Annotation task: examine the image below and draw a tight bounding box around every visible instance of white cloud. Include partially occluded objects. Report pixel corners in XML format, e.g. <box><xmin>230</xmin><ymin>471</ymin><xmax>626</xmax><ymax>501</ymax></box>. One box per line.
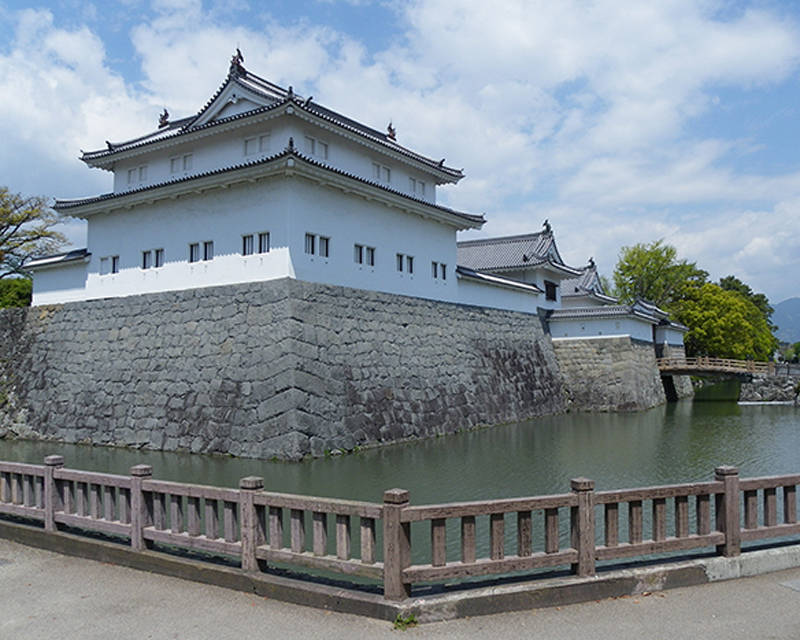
<box><xmin>2</xmin><ymin>0</ymin><xmax>800</xmax><ymax>302</ymax></box>
<box><xmin>0</xmin><ymin>9</ymin><xmax>155</xmax><ymax>198</ymax></box>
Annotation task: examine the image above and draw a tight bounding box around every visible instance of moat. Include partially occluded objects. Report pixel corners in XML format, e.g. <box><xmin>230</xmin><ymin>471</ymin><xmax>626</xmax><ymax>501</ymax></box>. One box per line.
<box><xmin>2</xmin><ymin>384</ymin><xmax>798</xmax><ymax>504</ymax></box>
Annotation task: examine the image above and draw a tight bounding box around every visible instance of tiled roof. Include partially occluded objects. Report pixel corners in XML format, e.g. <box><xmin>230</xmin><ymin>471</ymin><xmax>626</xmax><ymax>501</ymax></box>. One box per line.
<box><xmin>26</xmin><ymin>248</ymin><xmax>91</xmax><ymax>270</ymax></box>
<box><xmin>456</xmin><ymin>266</ymin><xmax>543</xmax><ymax>294</ymax></box>
<box><xmin>81</xmin><ymin>63</ymin><xmax>464</xmax><ymax>181</ymax></box>
<box><xmin>548</xmin><ymin>304</ymin><xmax>660</xmax><ymax>324</ymax></box>
<box><xmin>55</xmin><ymin>146</ymin><xmax>484</xmax><ymax>227</ymax></box>
<box><xmin>456</xmin><ymin>229</ymin><xmax>580</xmax><ymax>277</ymax></box>
<box><xmin>561</xmin><ymin>262</ymin><xmax>618</xmax><ymax>303</ymax></box>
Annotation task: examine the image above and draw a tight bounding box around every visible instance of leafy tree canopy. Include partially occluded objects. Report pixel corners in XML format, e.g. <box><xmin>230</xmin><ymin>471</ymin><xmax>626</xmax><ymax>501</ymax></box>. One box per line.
<box><xmin>718</xmin><ymin>275</ymin><xmax>777</xmax><ymax>332</ymax></box>
<box><xmin>612</xmin><ymin>239</ymin><xmax>707</xmax><ymax>308</ymax></box>
<box><xmin>0</xmin><ymin>277</ymin><xmax>32</xmax><ymax>308</ymax></box>
<box><xmin>610</xmin><ymin>240</ymin><xmax>778</xmax><ymax>361</ymax></box>
<box><xmin>0</xmin><ymin>187</ymin><xmax>68</xmax><ymax>279</ymax></box>
<box><xmin>778</xmin><ymin>342</ymin><xmax>800</xmax><ymax>363</ymax></box>
<box><xmin>672</xmin><ymin>283</ymin><xmax>778</xmax><ymax>361</ymax></box>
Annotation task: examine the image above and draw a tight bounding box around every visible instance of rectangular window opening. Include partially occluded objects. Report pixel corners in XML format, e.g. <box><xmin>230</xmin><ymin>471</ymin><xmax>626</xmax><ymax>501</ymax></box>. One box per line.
<box><xmin>189</xmin><ymin>243</ymin><xmax>200</xmax><ymax>263</ymax></box>
<box><xmin>203</xmin><ymin>241</ymin><xmax>214</xmax><ymax>261</ymax></box>
<box><xmin>242</xmin><ymin>234</ymin><xmax>254</xmax><ymax>256</ymax></box>
<box><xmin>127</xmin><ymin>165</ymin><xmax>148</xmax><ymax>186</ymax></box>
<box><xmin>258</xmin><ymin>232</ymin><xmax>270</xmax><ymax>253</ymax></box>
<box><xmin>154</xmin><ymin>248</ymin><xmax>164</xmax><ymax>268</ymax></box>
<box><xmin>142</xmin><ymin>251</ymin><xmax>152</xmax><ymax>270</ymax></box>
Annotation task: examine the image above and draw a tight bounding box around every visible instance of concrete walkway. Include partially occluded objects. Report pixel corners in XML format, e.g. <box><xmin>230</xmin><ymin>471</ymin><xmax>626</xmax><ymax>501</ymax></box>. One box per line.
<box><xmin>3</xmin><ymin>537</ymin><xmax>800</xmax><ymax>640</ymax></box>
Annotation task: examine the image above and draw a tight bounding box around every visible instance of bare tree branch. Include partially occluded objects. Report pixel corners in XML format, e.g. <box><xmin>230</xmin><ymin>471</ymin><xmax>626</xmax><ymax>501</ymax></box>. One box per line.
<box><xmin>0</xmin><ymin>187</ymin><xmax>70</xmax><ymax>279</ymax></box>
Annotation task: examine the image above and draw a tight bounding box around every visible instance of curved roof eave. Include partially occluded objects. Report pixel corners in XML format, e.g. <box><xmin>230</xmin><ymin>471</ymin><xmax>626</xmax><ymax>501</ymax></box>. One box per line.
<box><xmin>456</xmin><ymin>266</ymin><xmax>543</xmax><ymax>295</ymax></box>
<box><xmin>562</xmin><ymin>289</ymin><xmax>619</xmax><ymax>305</ymax></box>
<box><xmin>80</xmin><ymin>71</ymin><xmax>464</xmax><ymax>181</ymax></box>
<box><xmin>55</xmin><ymin>148</ymin><xmax>485</xmax><ymax>229</ymax></box>
<box><xmin>487</xmin><ymin>260</ymin><xmax>582</xmax><ymax>278</ymax></box>
<box><xmin>548</xmin><ymin>305</ymin><xmax>661</xmax><ymax>325</ymax></box>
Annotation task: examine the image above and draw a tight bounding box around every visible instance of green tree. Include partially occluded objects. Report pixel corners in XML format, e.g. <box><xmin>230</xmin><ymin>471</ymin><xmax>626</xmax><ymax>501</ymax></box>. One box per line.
<box><xmin>0</xmin><ymin>277</ymin><xmax>32</xmax><ymax>307</ymax></box>
<box><xmin>1</xmin><ymin>187</ymin><xmax>67</xmax><ymax>279</ymax></box>
<box><xmin>782</xmin><ymin>342</ymin><xmax>800</xmax><ymax>364</ymax></box>
<box><xmin>612</xmin><ymin>239</ymin><xmax>707</xmax><ymax>308</ymax></box>
<box><xmin>672</xmin><ymin>283</ymin><xmax>776</xmax><ymax>360</ymax></box>
<box><xmin>718</xmin><ymin>275</ymin><xmax>777</xmax><ymax>332</ymax></box>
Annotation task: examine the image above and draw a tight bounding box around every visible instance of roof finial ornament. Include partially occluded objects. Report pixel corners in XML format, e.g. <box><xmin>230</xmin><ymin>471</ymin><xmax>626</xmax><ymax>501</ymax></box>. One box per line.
<box><xmin>158</xmin><ymin>108</ymin><xmax>170</xmax><ymax>128</ymax></box>
<box><xmin>588</xmin><ymin>256</ymin><xmax>595</xmax><ymax>268</ymax></box>
<box><xmin>230</xmin><ymin>47</ymin><xmax>245</xmax><ymax>75</ymax></box>
<box><xmin>543</xmin><ymin>219</ymin><xmax>552</xmax><ymax>233</ymax></box>
<box><xmin>288</xmin><ymin>137</ymin><xmax>295</xmax><ymax>151</ymax></box>
<box><xmin>387</xmin><ymin>121</ymin><xmax>396</xmax><ymax>141</ymax></box>
<box><xmin>287</xmin><ymin>85</ymin><xmax>294</xmax><ymax>100</ymax></box>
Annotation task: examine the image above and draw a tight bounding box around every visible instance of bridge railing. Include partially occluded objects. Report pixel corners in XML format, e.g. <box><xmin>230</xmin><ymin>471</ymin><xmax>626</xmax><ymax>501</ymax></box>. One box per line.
<box><xmin>657</xmin><ymin>356</ymin><xmax>775</xmax><ymax>375</ymax></box>
<box><xmin>2</xmin><ymin>457</ymin><xmax>800</xmax><ymax>602</ymax></box>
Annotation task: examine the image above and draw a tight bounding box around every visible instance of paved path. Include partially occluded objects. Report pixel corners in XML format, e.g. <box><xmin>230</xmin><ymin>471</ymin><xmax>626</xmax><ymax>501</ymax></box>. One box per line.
<box><xmin>3</xmin><ymin>537</ymin><xmax>800</xmax><ymax>639</ymax></box>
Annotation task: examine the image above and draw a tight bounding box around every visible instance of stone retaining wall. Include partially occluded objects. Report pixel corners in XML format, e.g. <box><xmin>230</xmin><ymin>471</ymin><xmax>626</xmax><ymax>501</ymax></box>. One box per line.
<box><xmin>552</xmin><ymin>336</ymin><xmax>667</xmax><ymax>411</ymax></box>
<box><xmin>0</xmin><ymin>279</ymin><xmax>566</xmax><ymax>459</ymax></box>
<box><xmin>740</xmin><ymin>375</ymin><xmax>800</xmax><ymax>403</ymax></box>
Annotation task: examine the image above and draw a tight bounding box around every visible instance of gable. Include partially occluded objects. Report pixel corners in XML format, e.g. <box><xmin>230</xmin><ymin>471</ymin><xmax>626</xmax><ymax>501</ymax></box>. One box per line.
<box><xmin>190</xmin><ymin>80</ymin><xmax>282</xmax><ymax>129</ymax></box>
<box><xmin>212</xmin><ymin>97</ymin><xmax>264</xmax><ymax>121</ymax></box>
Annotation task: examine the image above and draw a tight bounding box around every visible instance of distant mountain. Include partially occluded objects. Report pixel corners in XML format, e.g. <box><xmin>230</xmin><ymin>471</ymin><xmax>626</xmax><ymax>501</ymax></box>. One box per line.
<box><xmin>774</xmin><ymin>297</ymin><xmax>800</xmax><ymax>344</ymax></box>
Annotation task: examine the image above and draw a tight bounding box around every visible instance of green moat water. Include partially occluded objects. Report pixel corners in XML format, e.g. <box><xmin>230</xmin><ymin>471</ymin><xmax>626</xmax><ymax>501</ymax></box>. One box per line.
<box><xmin>2</xmin><ymin>390</ymin><xmax>799</xmax><ymax>504</ymax></box>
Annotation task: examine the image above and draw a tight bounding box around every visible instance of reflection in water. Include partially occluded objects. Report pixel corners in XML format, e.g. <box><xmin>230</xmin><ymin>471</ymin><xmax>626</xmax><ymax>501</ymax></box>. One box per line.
<box><xmin>693</xmin><ymin>379</ymin><xmax>741</xmax><ymax>402</ymax></box>
<box><xmin>1</xmin><ymin>396</ymin><xmax>799</xmax><ymax>505</ymax></box>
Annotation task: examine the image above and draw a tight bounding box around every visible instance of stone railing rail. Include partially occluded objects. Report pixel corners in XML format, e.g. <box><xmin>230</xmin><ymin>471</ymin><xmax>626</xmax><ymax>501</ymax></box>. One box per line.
<box><xmin>657</xmin><ymin>356</ymin><xmax>776</xmax><ymax>375</ymax></box>
<box><xmin>2</xmin><ymin>457</ymin><xmax>800</xmax><ymax>602</ymax></box>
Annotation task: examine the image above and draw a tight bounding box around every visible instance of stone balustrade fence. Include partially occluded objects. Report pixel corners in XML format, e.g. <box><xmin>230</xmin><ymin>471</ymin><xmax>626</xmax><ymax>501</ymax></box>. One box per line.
<box><xmin>2</xmin><ymin>456</ymin><xmax>800</xmax><ymax>602</ymax></box>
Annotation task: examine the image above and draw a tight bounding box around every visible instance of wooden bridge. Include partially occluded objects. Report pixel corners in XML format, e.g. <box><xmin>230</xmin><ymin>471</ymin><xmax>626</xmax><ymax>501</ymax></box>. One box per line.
<box><xmin>657</xmin><ymin>356</ymin><xmax>776</xmax><ymax>377</ymax></box>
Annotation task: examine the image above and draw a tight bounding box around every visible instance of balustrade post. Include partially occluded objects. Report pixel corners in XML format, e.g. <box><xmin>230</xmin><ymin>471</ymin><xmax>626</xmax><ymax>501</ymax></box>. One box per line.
<box><xmin>43</xmin><ymin>455</ymin><xmax>64</xmax><ymax>532</ymax></box>
<box><xmin>715</xmin><ymin>466</ymin><xmax>741</xmax><ymax>557</ymax></box>
<box><xmin>383</xmin><ymin>488</ymin><xmax>411</xmax><ymax>602</ymax></box>
<box><xmin>130</xmin><ymin>465</ymin><xmax>153</xmax><ymax>551</ymax></box>
<box><xmin>239</xmin><ymin>476</ymin><xmax>265</xmax><ymax>572</ymax></box>
<box><xmin>570</xmin><ymin>477</ymin><xmax>596</xmax><ymax>577</ymax></box>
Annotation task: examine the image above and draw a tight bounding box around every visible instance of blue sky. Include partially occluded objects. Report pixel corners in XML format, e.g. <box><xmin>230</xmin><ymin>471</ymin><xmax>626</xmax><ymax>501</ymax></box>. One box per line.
<box><xmin>2</xmin><ymin>0</ymin><xmax>800</xmax><ymax>304</ymax></box>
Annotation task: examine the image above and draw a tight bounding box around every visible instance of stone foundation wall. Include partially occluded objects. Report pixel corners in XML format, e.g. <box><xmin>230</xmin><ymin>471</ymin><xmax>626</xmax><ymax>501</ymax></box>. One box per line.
<box><xmin>660</xmin><ymin>343</ymin><xmax>693</xmax><ymax>400</ymax></box>
<box><xmin>551</xmin><ymin>336</ymin><xmax>666</xmax><ymax>411</ymax></box>
<box><xmin>0</xmin><ymin>279</ymin><xmax>566</xmax><ymax>460</ymax></box>
<box><xmin>740</xmin><ymin>375</ymin><xmax>800</xmax><ymax>403</ymax></box>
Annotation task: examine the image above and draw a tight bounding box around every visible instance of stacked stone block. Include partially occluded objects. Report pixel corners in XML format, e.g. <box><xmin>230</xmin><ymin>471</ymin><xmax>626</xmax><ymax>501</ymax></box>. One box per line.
<box><xmin>552</xmin><ymin>336</ymin><xmax>667</xmax><ymax>412</ymax></box>
<box><xmin>0</xmin><ymin>279</ymin><xmax>566</xmax><ymax>459</ymax></box>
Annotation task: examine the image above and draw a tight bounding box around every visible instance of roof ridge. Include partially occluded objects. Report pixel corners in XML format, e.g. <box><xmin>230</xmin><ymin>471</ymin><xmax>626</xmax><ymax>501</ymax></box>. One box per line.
<box><xmin>80</xmin><ymin>60</ymin><xmax>465</xmax><ymax>180</ymax></box>
<box><xmin>457</xmin><ymin>231</ymin><xmax>547</xmax><ymax>246</ymax></box>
